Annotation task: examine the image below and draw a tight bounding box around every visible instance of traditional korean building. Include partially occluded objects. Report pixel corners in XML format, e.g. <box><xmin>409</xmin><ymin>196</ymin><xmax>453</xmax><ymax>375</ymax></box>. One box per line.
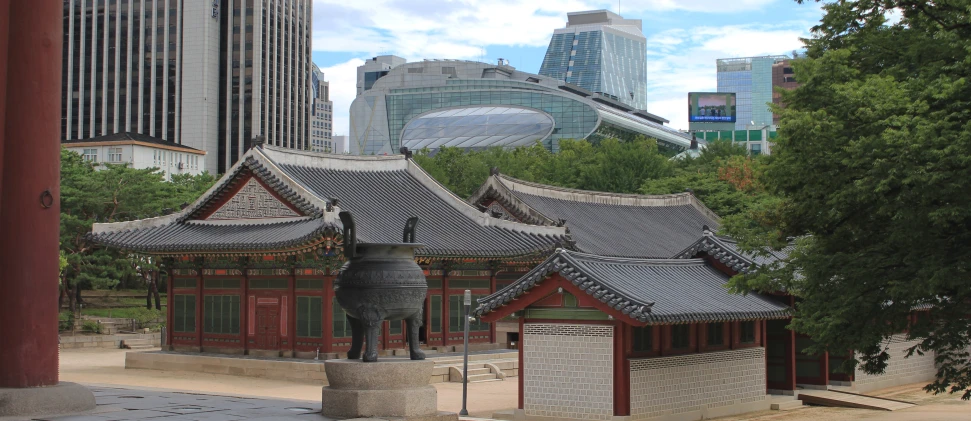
<box><xmin>469</xmin><ymin>170</ymin><xmax>720</xmax><ymax>258</ymax></box>
<box><xmin>89</xmin><ymin>145</ymin><xmax>569</xmax><ymax>357</ymax></box>
<box><xmin>474</xmin><ymin>249</ymin><xmax>790</xmax><ymax>421</ymax></box>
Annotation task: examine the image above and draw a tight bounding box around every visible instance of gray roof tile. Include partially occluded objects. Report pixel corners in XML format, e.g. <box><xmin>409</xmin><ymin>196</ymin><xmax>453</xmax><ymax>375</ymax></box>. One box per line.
<box><xmin>475</xmin><ymin>249</ymin><xmax>791</xmax><ymax>324</ymax></box>
<box><xmin>470</xmin><ymin>174</ymin><xmax>720</xmax><ymax>258</ymax></box>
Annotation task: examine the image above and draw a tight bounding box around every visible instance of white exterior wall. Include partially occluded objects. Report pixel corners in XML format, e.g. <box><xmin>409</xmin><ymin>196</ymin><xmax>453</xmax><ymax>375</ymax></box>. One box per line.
<box><xmin>178</xmin><ymin>0</ymin><xmax>222</xmax><ymax>174</ymax></box>
<box><xmin>629</xmin><ymin>348</ymin><xmax>768</xmax><ymax>421</ymax></box>
<box><xmin>853</xmin><ymin>334</ymin><xmax>937</xmax><ymax>393</ymax></box>
<box><xmin>65</xmin><ymin>144</ymin><xmax>206</xmax><ymax>181</ymax></box>
<box><xmin>523</xmin><ymin>323</ymin><xmax>614</xmax><ymax>421</ymax></box>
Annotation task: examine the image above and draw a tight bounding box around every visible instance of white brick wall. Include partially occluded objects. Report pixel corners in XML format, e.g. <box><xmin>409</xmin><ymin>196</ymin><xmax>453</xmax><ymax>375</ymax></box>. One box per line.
<box><xmin>523</xmin><ymin>323</ymin><xmax>614</xmax><ymax>420</ymax></box>
<box><xmin>854</xmin><ymin>334</ymin><xmax>936</xmax><ymax>391</ymax></box>
<box><xmin>629</xmin><ymin>348</ymin><xmax>767</xmax><ymax>420</ymax></box>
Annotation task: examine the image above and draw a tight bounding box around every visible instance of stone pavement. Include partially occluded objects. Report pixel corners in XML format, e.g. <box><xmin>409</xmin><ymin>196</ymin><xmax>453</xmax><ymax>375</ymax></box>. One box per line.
<box><xmin>17</xmin><ymin>385</ymin><xmax>323</xmax><ymax>421</ymax></box>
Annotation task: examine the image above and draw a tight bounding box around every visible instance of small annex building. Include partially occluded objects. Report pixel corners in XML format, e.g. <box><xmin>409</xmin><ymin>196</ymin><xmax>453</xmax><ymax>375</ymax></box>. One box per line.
<box><xmin>474</xmin><ymin>249</ymin><xmax>790</xmax><ymax>421</ymax></box>
<box><xmin>89</xmin><ymin>145</ymin><xmax>569</xmax><ymax>357</ymax></box>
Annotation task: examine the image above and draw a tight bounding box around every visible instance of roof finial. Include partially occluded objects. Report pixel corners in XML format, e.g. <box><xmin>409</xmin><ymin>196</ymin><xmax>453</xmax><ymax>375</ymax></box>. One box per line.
<box><xmin>490</xmin><ymin>167</ymin><xmax>500</xmax><ymax>176</ymax></box>
<box><xmin>702</xmin><ymin>224</ymin><xmax>711</xmax><ymax>235</ymax></box>
<box><xmin>685</xmin><ymin>188</ymin><xmax>694</xmax><ymax>195</ymax></box>
<box><xmin>399</xmin><ymin>147</ymin><xmax>413</xmax><ymax>159</ymax></box>
<box><xmin>251</xmin><ymin>134</ymin><xmax>266</xmax><ymax>149</ymax></box>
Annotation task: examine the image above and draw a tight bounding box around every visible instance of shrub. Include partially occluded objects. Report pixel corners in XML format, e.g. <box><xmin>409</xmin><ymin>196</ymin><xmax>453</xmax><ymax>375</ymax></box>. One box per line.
<box><xmin>81</xmin><ymin>320</ymin><xmax>102</xmax><ymax>334</ymax></box>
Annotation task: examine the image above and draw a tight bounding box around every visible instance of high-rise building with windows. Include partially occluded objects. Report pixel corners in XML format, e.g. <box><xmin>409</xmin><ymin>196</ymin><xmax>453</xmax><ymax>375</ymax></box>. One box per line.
<box><xmin>716</xmin><ymin>55</ymin><xmax>788</xmax><ymax>130</ymax></box>
<box><xmin>310</xmin><ymin>64</ymin><xmax>335</xmax><ymax>153</ymax></box>
<box><xmin>61</xmin><ymin>0</ymin><xmax>313</xmax><ymax>175</ymax></box>
<box><xmin>538</xmin><ymin>10</ymin><xmax>648</xmax><ymax>111</ymax></box>
<box><xmin>356</xmin><ymin>55</ymin><xmax>406</xmax><ymax>96</ymax></box>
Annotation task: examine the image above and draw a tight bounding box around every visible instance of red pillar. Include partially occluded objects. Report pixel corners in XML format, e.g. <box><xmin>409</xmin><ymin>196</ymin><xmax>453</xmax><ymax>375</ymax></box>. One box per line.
<box><xmin>0</xmin><ymin>0</ymin><xmax>63</xmax><ymax>388</ymax></box>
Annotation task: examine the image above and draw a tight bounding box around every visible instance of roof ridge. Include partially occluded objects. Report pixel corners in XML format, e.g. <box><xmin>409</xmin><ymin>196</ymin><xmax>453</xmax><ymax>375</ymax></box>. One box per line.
<box><xmin>559</xmin><ymin>248</ymin><xmax>709</xmax><ymax>266</ymax></box>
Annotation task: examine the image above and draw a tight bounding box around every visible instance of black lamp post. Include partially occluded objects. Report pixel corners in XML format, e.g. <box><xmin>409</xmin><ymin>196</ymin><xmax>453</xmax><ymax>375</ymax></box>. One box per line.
<box><xmin>460</xmin><ymin>289</ymin><xmax>471</xmax><ymax>416</ymax></box>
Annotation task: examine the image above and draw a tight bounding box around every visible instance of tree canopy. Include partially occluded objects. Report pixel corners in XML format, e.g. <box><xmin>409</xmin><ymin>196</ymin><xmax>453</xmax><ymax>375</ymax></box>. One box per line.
<box><xmin>60</xmin><ymin>148</ymin><xmax>216</xmax><ymax>308</ymax></box>
<box><xmin>727</xmin><ymin>0</ymin><xmax>971</xmax><ymax>399</ymax></box>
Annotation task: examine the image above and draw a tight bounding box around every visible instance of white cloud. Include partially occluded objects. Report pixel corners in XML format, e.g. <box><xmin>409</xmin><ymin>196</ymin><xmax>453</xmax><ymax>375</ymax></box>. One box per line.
<box><xmin>312</xmin><ymin>0</ymin><xmax>591</xmax><ymax>60</ymax></box>
<box><xmin>319</xmin><ymin>58</ymin><xmax>366</xmax><ymax>138</ymax></box>
<box><xmin>609</xmin><ymin>0</ymin><xmax>779</xmax><ymax>13</ymax></box>
<box><xmin>646</xmin><ymin>24</ymin><xmax>810</xmax><ymax>130</ymax></box>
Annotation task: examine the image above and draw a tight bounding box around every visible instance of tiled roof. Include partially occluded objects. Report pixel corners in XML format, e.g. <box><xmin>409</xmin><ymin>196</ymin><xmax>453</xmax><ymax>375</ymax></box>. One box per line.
<box><xmin>674</xmin><ymin>228</ymin><xmax>793</xmax><ymax>273</ymax></box>
<box><xmin>474</xmin><ymin>249</ymin><xmax>790</xmax><ymax>324</ymax></box>
<box><xmin>261</xmin><ymin>147</ymin><xmax>569</xmax><ymax>258</ymax></box>
<box><xmin>89</xmin><ymin>146</ymin><xmax>568</xmax><ymax>258</ymax></box>
<box><xmin>62</xmin><ymin>132</ymin><xmax>204</xmax><ymax>152</ymax></box>
<box><xmin>469</xmin><ymin>174</ymin><xmax>720</xmax><ymax>258</ymax></box>
<box><xmin>90</xmin><ymin>217</ymin><xmax>338</xmax><ymax>254</ymax></box>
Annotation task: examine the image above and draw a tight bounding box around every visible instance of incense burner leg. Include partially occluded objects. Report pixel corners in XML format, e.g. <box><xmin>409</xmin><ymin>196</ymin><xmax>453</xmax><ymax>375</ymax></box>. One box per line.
<box><xmin>407</xmin><ymin>309</ymin><xmax>425</xmax><ymax>360</ymax></box>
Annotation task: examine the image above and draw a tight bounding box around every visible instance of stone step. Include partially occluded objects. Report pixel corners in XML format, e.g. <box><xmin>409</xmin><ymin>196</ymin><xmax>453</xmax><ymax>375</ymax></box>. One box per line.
<box><xmin>466</xmin><ymin>373</ymin><xmax>499</xmax><ymax>382</ymax></box>
<box><xmin>120</xmin><ymin>338</ymin><xmax>154</xmax><ymax>349</ymax></box>
<box><xmin>464</xmin><ymin>367</ymin><xmax>492</xmax><ymax>376</ymax></box>
<box><xmin>770</xmin><ymin>400</ymin><xmax>803</xmax><ymax>411</ymax></box>
<box><xmin>127</xmin><ymin>344</ymin><xmax>156</xmax><ymax>350</ymax></box>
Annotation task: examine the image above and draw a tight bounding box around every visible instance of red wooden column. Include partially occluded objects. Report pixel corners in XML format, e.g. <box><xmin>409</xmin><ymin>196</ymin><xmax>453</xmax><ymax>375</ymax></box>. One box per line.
<box><xmin>0</xmin><ymin>0</ymin><xmax>63</xmax><ymax>388</ymax></box>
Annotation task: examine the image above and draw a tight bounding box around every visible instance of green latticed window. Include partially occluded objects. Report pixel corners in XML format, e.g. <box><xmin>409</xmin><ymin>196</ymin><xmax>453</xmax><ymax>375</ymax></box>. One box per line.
<box><xmin>449</xmin><ymin>295</ymin><xmax>489</xmax><ymax>332</ymax></box>
<box><xmin>740</xmin><ymin>321</ymin><xmax>756</xmax><ymax>343</ymax></box>
<box><xmin>632</xmin><ymin>326</ymin><xmax>652</xmax><ymax>352</ymax></box>
<box><xmin>203</xmin><ymin>295</ymin><xmax>240</xmax><ymax>334</ymax></box>
<box><xmin>671</xmin><ymin>324</ymin><xmax>691</xmax><ymax>349</ymax></box>
<box><xmin>173</xmin><ymin>294</ymin><xmax>196</xmax><ymax>333</ymax></box>
<box><xmin>430</xmin><ymin>295</ymin><xmax>442</xmax><ymax>333</ymax></box>
<box><xmin>296</xmin><ymin>296</ymin><xmax>323</xmax><ymax>338</ymax></box>
<box><xmin>332</xmin><ymin>297</ymin><xmax>351</xmax><ymax>338</ymax></box>
<box><xmin>708</xmin><ymin>322</ymin><xmax>725</xmax><ymax>346</ymax></box>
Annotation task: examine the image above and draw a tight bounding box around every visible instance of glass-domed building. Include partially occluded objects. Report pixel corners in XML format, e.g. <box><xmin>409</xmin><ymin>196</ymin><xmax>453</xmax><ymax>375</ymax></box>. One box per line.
<box><xmin>349</xmin><ymin>58</ymin><xmax>693</xmax><ymax>155</ymax></box>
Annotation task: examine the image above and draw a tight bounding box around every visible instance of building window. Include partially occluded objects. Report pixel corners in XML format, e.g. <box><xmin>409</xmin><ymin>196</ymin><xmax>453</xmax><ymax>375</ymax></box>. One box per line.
<box><xmin>108</xmin><ymin>147</ymin><xmax>123</xmax><ymax>162</ymax></box>
<box><xmin>82</xmin><ymin>148</ymin><xmax>98</xmax><ymax>162</ymax></box>
<box><xmin>671</xmin><ymin>324</ymin><xmax>691</xmax><ymax>349</ymax></box>
<box><xmin>389</xmin><ymin>319</ymin><xmax>403</xmax><ymax>335</ymax></box>
<box><xmin>449</xmin><ymin>295</ymin><xmax>488</xmax><ymax>332</ymax></box>
<box><xmin>173</xmin><ymin>294</ymin><xmax>196</xmax><ymax>333</ymax></box>
<box><xmin>430</xmin><ymin>295</ymin><xmax>442</xmax><ymax>333</ymax></box>
<box><xmin>203</xmin><ymin>295</ymin><xmax>240</xmax><ymax>334</ymax></box>
<box><xmin>740</xmin><ymin>321</ymin><xmax>756</xmax><ymax>343</ymax></box>
<box><xmin>296</xmin><ymin>296</ymin><xmax>323</xmax><ymax>338</ymax></box>
<box><xmin>707</xmin><ymin>322</ymin><xmax>725</xmax><ymax>346</ymax></box>
<box><xmin>751</xmin><ymin>143</ymin><xmax>762</xmax><ymax>156</ymax></box>
<box><xmin>332</xmin><ymin>297</ymin><xmax>351</xmax><ymax>338</ymax></box>
<box><xmin>632</xmin><ymin>326</ymin><xmax>652</xmax><ymax>353</ymax></box>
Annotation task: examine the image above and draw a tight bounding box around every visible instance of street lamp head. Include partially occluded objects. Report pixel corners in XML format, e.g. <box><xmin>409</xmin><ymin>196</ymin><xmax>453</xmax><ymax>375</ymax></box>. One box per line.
<box><xmin>464</xmin><ymin>290</ymin><xmax>472</xmax><ymax>306</ymax></box>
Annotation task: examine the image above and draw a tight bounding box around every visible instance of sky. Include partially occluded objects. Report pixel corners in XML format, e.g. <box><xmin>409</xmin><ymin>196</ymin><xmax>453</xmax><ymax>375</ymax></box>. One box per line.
<box><xmin>310</xmin><ymin>0</ymin><xmax>826</xmax><ymax>137</ymax></box>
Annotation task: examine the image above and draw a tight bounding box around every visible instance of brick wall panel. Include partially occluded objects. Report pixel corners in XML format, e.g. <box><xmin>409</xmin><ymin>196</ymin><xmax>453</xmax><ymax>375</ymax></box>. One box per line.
<box><xmin>523</xmin><ymin>323</ymin><xmax>614</xmax><ymax>420</ymax></box>
<box><xmin>629</xmin><ymin>348</ymin><xmax>766</xmax><ymax>420</ymax></box>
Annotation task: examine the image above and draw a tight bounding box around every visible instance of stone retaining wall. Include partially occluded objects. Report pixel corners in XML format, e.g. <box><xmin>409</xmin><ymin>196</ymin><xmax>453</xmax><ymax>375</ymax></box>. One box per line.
<box><xmin>59</xmin><ymin>333</ymin><xmax>161</xmax><ymax>349</ymax></box>
<box><xmin>630</xmin><ymin>348</ymin><xmax>769</xmax><ymax>421</ymax></box>
<box><xmin>853</xmin><ymin>334</ymin><xmax>937</xmax><ymax>393</ymax></box>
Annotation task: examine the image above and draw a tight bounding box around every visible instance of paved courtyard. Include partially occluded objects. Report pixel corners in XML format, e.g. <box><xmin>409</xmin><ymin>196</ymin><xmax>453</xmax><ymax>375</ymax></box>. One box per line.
<box><xmin>27</xmin><ymin>385</ymin><xmax>321</xmax><ymax>421</ymax></box>
<box><xmin>45</xmin><ymin>348</ymin><xmax>971</xmax><ymax>421</ymax></box>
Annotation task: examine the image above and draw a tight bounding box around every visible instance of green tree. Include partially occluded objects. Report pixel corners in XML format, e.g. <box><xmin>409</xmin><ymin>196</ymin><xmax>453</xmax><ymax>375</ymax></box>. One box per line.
<box><xmin>728</xmin><ymin>1</ymin><xmax>971</xmax><ymax>399</ymax></box>
<box><xmin>59</xmin><ymin>149</ymin><xmax>216</xmax><ymax>310</ymax></box>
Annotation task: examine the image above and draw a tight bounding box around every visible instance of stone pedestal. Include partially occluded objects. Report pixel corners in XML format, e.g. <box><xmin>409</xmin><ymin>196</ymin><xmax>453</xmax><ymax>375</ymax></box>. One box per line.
<box><xmin>0</xmin><ymin>382</ymin><xmax>96</xmax><ymax>417</ymax></box>
<box><xmin>322</xmin><ymin>359</ymin><xmax>457</xmax><ymax>421</ymax></box>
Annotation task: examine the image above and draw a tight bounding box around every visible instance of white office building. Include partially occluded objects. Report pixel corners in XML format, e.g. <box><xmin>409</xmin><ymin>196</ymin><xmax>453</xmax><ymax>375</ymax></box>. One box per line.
<box><xmin>310</xmin><ymin>64</ymin><xmax>335</xmax><ymax>153</ymax></box>
<box><xmin>61</xmin><ymin>0</ymin><xmax>313</xmax><ymax>175</ymax></box>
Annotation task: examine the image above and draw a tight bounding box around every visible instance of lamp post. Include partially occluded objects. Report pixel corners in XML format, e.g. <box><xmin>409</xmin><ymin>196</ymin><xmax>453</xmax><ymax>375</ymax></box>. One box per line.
<box><xmin>460</xmin><ymin>289</ymin><xmax>471</xmax><ymax>416</ymax></box>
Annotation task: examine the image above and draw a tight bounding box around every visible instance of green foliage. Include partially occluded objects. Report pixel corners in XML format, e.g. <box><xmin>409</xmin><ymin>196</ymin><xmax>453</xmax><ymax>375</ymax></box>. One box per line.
<box><xmin>641</xmin><ymin>140</ymin><xmax>770</xmax><ymax>217</ymax></box>
<box><xmin>730</xmin><ymin>0</ymin><xmax>971</xmax><ymax>399</ymax></box>
<box><xmin>60</xmin><ymin>148</ymin><xmax>216</xmax><ymax>293</ymax></box>
<box><xmin>413</xmin><ymin>137</ymin><xmax>674</xmax><ymax>198</ymax></box>
<box><xmin>81</xmin><ymin>320</ymin><xmax>103</xmax><ymax>334</ymax></box>
<box><xmin>58</xmin><ymin>311</ymin><xmax>75</xmax><ymax>331</ymax></box>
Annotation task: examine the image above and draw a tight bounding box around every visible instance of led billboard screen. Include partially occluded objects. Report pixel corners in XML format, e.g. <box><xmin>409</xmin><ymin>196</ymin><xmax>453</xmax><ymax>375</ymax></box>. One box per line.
<box><xmin>688</xmin><ymin>92</ymin><xmax>736</xmax><ymax>123</ymax></box>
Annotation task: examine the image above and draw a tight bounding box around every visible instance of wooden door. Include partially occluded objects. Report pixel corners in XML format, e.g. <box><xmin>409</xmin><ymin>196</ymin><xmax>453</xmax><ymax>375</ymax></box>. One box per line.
<box><xmin>256</xmin><ymin>305</ymin><xmax>280</xmax><ymax>349</ymax></box>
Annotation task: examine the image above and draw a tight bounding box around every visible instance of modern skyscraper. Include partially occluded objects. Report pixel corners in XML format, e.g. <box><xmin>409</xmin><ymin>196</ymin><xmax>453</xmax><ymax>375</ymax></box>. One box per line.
<box><xmin>716</xmin><ymin>55</ymin><xmax>788</xmax><ymax>130</ymax></box>
<box><xmin>61</xmin><ymin>0</ymin><xmax>313</xmax><ymax>175</ymax></box>
<box><xmin>771</xmin><ymin>59</ymin><xmax>799</xmax><ymax>126</ymax></box>
<box><xmin>356</xmin><ymin>55</ymin><xmax>406</xmax><ymax>96</ymax></box>
<box><xmin>539</xmin><ymin>10</ymin><xmax>648</xmax><ymax>111</ymax></box>
<box><xmin>310</xmin><ymin>64</ymin><xmax>335</xmax><ymax>153</ymax></box>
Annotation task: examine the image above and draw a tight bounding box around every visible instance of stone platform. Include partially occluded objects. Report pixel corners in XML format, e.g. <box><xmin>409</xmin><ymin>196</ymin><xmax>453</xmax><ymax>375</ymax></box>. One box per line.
<box><xmin>322</xmin><ymin>359</ymin><xmax>458</xmax><ymax>421</ymax></box>
<box><xmin>0</xmin><ymin>382</ymin><xmax>95</xmax><ymax>417</ymax></box>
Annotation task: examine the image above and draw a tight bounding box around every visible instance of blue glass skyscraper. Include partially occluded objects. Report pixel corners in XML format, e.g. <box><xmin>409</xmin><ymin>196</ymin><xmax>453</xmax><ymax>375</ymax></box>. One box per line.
<box><xmin>539</xmin><ymin>10</ymin><xmax>648</xmax><ymax>111</ymax></box>
<box><xmin>717</xmin><ymin>56</ymin><xmax>788</xmax><ymax>130</ymax></box>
